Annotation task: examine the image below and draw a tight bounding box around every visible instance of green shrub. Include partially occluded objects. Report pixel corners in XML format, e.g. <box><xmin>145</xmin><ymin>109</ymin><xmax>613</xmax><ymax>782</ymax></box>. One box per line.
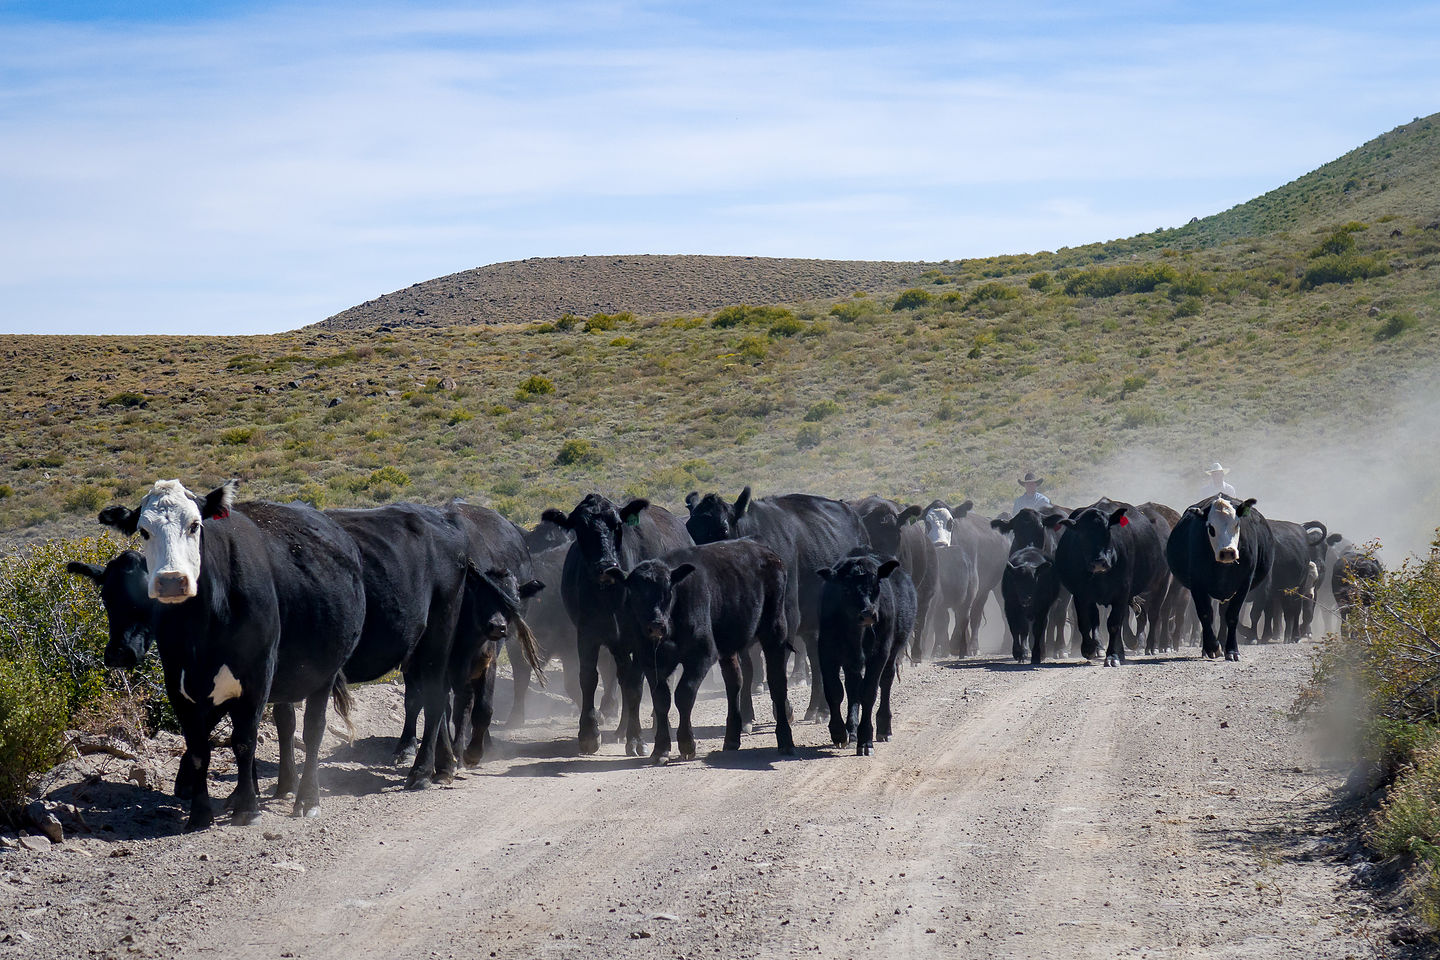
<box><xmin>713</xmin><ymin>304</ymin><xmax>794</xmax><ymax>329</ymax></box>
<box><xmin>447</xmin><ymin>407</ymin><xmax>474</xmax><ymax>425</ymax></box>
<box><xmin>1063</xmin><ymin>263</ymin><xmax>1179</xmax><ymax>297</ymax></box>
<box><xmin>803</xmin><ymin>400</ymin><xmax>841</xmax><ymax>422</ymax></box>
<box><xmin>0</xmin><ymin>485</ymin><xmax>12</xmax><ymax>500</ymax></box>
<box><xmin>768</xmin><ymin>315</ymin><xmax>805</xmax><ymax>338</ymax></box>
<box><xmin>62</xmin><ymin>484</ymin><xmax>109</xmax><ymax>514</ymax></box>
<box><xmin>1173</xmin><ymin>296</ymin><xmax>1203</xmax><ymax>318</ymax></box>
<box><xmin>367</xmin><ymin>466</ymin><xmax>411</xmax><ymax>488</ymax></box>
<box><xmin>829</xmin><ymin>299</ymin><xmax>877</xmax><ymax>322</ymax></box>
<box><xmin>892</xmin><ymin>288</ymin><xmax>932</xmax><ymax>311</ymax></box>
<box><xmin>220</xmin><ymin>426</ymin><xmax>257</xmax><ymax>445</ymax></box>
<box><xmin>737</xmin><ymin>335</ymin><xmax>769</xmax><ymax>360</ymax></box>
<box><xmin>1300</xmin><ymin>254</ymin><xmax>1389</xmax><ymax>289</ymax></box>
<box><xmin>104</xmin><ymin>391</ymin><xmax>146</xmax><ymax>408</ymax></box>
<box><xmin>967</xmin><ymin>282</ymin><xmax>1021</xmax><ymax>307</ymax></box>
<box><xmin>795</xmin><ymin>425</ymin><xmax>823</xmax><ymax>450</ymax></box>
<box><xmin>1120</xmin><ymin>374</ymin><xmax>1148</xmax><ymax>396</ymax></box>
<box><xmin>1310</xmin><ymin>230</ymin><xmax>1357</xmax><ymax>258</ymax></box>
<box><xmin>1371</xmin><ymin>743</ymin><xmax>1440</xmax><ymax>928</ymax></box>
<box><xmin>584</xmin><ymin>312</ymin><xmax>632</xmax><ymax>333</ymax></box>
<box><xmin>516</xmin><ymin>374</ymin><xmax>556</xmax><ymax>398</ymax></box>
<box><xmin>0</xmin><ymin>656</ymin><xmax>68</xmax><ymax>815</ymax></box>
<box><xmin>555</xmin><ymin>439</ymin><xmax>603</xmax><ymax>467</ymax></box>
<box><xmin>1028</xmin><ymin>273</ymin><xmax>1052</xmax><ymax>291</ymax></box>
<box><xmin>1376</xmin><ymin>312</ymin><xmax>1419</xmax><ymax>340</ymax></box>
<box><xmin>554</xmin><ymin>313</ymin><xmax>580</xmax><ymax>331</ymax></box>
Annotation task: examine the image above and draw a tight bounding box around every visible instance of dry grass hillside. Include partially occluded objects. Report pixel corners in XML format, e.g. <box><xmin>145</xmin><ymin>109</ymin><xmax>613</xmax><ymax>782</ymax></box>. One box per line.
<box><xmin>3</xmin><ymin>113</ymin><xmax>1440</xmax><ymax>552</ymax></box>
<box><xmin>318</xmin><ymin>255</ymin><xmax>935</xmax><ymax>330</ymax></box>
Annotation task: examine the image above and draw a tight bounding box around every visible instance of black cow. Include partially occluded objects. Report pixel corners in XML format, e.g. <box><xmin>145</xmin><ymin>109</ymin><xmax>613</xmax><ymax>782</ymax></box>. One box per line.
<box><xmin>1244</xmin><ymin>518</ymin><xmax>1328</xmax><ymax>644</ymax></box>
<box><xmin>1054</xmin><ymin>498</ymin><xmax>1170</xmax><ymax>667</ymax></box>
<box><xmin>817</xmin><ymin>550</ymin><xmax>917</xmax><ymax>755</ymax></box>
<box><xmin>443</xmin><ymin>502</ymin><xmax>539</xmax><ymax>766</ymax></box>
<box><xmin>76</xmin><ymin>480</ymin><xmax>365</xmax><ymax>831</ymax></box>
<box><xmin>1332</xmin><ymin>546</ymin><xmax>1384</xmax><ymax>637</ymax></box>
<box><xmin>326</xmin><ymin>502</ymin><xmax>472</xmax><ymax>788</ymax></box>
<box><xmin>1166</xmin><ymin>495</ymin><xmax>1275</xmax><ymax>661</ymax></box>
<box><xmin>848</xmin><ymin>496</ymin><xmax>937</xmax><ymax>664</ymax></box>
<box><xmin>991</xmin><ymin>508</ymin><xmax>1067</xmax><ymax>663</ymax></box>
<box><xmin>541</xmin><ymin>494</ymin><xmax>693</xmax><ymax>755</ymax></box>
<box><xmin>617</xmin><ymin>539</ymin><xmax>792</xmax><ymax>762</ymax></box>
<box><xmin>685</xmin><ymin>487</ymin><xmax>870</xmax><ymax>720</ymax></box>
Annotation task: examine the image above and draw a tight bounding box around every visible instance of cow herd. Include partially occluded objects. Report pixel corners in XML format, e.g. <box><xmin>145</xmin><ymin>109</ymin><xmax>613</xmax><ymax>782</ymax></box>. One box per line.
<box><xmin>64</xmin><ymin>478</ymin><xmax>1383</xmax><ymax>832</ymax></box>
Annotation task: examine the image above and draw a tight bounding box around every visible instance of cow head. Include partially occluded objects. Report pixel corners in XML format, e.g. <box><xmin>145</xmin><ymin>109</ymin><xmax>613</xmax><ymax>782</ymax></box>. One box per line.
<box><xmin>855</xmin><ymin>499</ymin><xmax>922</xmax><ymax>556</ymax></box>
<box><xmin>462</xmin><ymin>563</ymin><xmax>543</xmax><ymax>643</ymax></box>
<box><xmin>67</xmin><ymin>551</ymin><xmax>156</xmax><ymax>669</ymax></box>
<box><xmin>1204</xmin><ymin>496</ymin><xmax>1256</xmax><ymax>564</ymax></box>
<box><xmin>923</xmin><ymin>499</ymin><xmax>971</xmax><ymax>549</ymax></box>
<box><xmin>1004</xmin><ymin>545</ymin><xmax>1052</xmax><ymax>607</ymax></box>
<box><xmin>98</xmin><ymin>479</ymin><xmax>237</xmax><ymax>603</ymax></box>
<box><xmin>619</xmin><ymin>559</ymin><xmax>697</xmax><ymax>645</ymax></box>
<box><xmin>684</xmin><ymin>486</ymin><xmax>751</xmax><ymax>544</ymax></box>
<box><xmin>817</xmin><ymin>553</ymin><xmax>901</xmax><ymax>629</ymax></box>
<box><xmin>992</xmin><ymin>508</ymin><xmax>1067</xmax><ymax>551</ymax></box>
<box><xmin>1060</xmin><ymin>503</ymin><xmax>1129</xmax><ymax>574</ymax></box>
<box><xmin>541</xmin><ymin>493</ymin><xmax>647</xmax><ymax>585</ymax></box>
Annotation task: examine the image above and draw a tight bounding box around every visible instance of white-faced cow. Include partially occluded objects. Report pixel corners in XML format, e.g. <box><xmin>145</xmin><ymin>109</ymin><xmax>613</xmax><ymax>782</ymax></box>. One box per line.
<box><xmin>73</xmin><ymin>480</ymin><xmax>365</xmax><ymax>831</ymax></box>
<box><xmin>1165</xmin><ymin>495</ymin><xmax>1275</xmax><ymax>661</ymax></box>
<box><xmin>923</xmin><ymin>500</ymin><xmax>1007</xmax><ymax>658</ymax></box>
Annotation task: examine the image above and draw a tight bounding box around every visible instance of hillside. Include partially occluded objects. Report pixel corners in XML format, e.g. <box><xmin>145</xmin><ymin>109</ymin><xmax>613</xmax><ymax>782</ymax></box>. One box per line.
<box><xmin>318</xmin><ymin>255</ymin><xmax>937</xmax><ymax>330</ymax></box>
<box><xmin>3</xmin><ymin>113</ymin><xmax>1440</xmax><ymax>555</ymax></box>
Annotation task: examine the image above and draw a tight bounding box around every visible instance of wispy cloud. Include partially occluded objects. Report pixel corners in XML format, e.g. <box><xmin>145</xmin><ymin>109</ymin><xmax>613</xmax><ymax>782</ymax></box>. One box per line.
<box><xmin>1</xmin><ymin>1</ymin><xmax>1438</xmax><ymax>333</ymax></box>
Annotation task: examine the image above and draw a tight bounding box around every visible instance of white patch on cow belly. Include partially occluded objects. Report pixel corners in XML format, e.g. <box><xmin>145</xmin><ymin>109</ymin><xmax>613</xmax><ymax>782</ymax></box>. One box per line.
<box><xmin>210</xmin><ymin>665</ymin><xmax>243</xmax><ymax>705</ymax></box>
<box><xmin>178</xmin><ymin>669</ymin><xmax>196</xmax><ymax>704</ymax></box>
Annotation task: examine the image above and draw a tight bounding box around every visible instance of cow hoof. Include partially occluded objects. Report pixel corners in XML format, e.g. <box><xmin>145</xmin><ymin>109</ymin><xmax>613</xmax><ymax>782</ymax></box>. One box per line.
<box><xmin>722</xmin><ymin>738</ymin><xmax>741</xmax><ymax>751</ymax></box>
<box><xmin>777</xmin><ymin>744</ymin><xmax>794</xmax><ymax>756</ymax></box>
<box><xmin>1226</xmin><ymin>650</ymin><xmax>1241</xmax><ymax>662</ymax></box>
<box><xmin>740</xmin><ymin>721</ymin><xmax>754</xmax><ymax>735</ymax></box>
<box><xmin>650</xmin><ymin>750</ymin><xmax>671</xmax><ymax>766</ymax></box>
<box><xmin>803</xmin><ymin>707</ymin><xmax>820</xmax><ymax>722</ymax></box>
<box><xmin>393</xmin><ymin>746</ymin><xmax>417</xmax><ymax>768</ymax></box>
<box><xmin>578</xmin><ymin>734</ymin><xmax>600</xmax><ymax>756</ymax></box>
<box><xmin>462</xmin><ymin>747</ymin><xmax>484</xmax><ymax>768</ymax></box>
<box><xmin>625</xmin><ymin>738</ymin><xmax>645</xmax><ymax>757</ymax></box>
<box><xmin>183</xmin><ymin>816</ymin><xmax>212</xmax><ymax>833</ymax></box>
<box><xmin>679</xmin><ymin>745</ymin><xmax>697</xmax><ymax>761</ymax></box>
<box><xmin>292</xmin><ymin>802</ymin><xmax>320</xmax><ymax>819</ymax></box>
<box><xmin>272</xmin><ymin>784</ymin><xmax>295</xmax><ymax>800</ymax></box>
<box><xmin>1104</xmin><ymin>655</ymin><xmax>1121</xmax><ymax>667</ymax></box>
<box><xmin>404</xmin><ymin>773</ymin><xmax>431</xmax><ymax>791</ymax></box>
<box><xmin>431</xmin><ymin>769</ymin><xmax>456</xmax><ymax>786</ymax></box>
<box><xmin>856</xmin><ymin>743</ymin><xmax>873</xmax><ymax>757</ymax></box>
<box><xmin>232</xmin><ymin>810</ymin><xmax>262</xmax><ymax>827</ymax></box>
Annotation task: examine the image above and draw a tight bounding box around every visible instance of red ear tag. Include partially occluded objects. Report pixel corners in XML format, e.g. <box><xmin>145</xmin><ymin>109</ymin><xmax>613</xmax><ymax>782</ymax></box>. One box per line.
<box><xmin>1118</xmin><ymin>515</ymin><xmax>1129</xmax><ymax>527</ymax></box>
<box><xmin>215</xmin><ymin>509</ymin><xmax>230</xmax><ymax>520</ymax></box>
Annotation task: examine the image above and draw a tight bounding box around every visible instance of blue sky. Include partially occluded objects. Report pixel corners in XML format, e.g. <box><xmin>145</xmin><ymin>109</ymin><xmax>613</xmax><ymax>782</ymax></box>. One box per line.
<box><xmin>2</xmin><ymin>2</ymin><xmax>1438</xmax><ymax>335</ymax></box>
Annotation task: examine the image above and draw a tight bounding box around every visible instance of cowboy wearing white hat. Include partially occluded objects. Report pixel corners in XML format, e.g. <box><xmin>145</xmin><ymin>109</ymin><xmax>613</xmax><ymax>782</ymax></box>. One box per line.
<box><xmin>1013</xmin><ymin>471</ymin><xmax>1052</xmax><ymax>514</ymax></box>
<box><xmin>1205</xmin><ymin>462</ymin><xmax>1237</xmax><ymax>497</ymax></box>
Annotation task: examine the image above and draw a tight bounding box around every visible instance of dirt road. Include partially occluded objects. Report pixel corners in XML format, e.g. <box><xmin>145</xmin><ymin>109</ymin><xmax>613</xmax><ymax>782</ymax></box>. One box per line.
<box><xmin>0</xmin><ymin>645</ymin><xmax>1394</xmax><ymax>959</ymax></box>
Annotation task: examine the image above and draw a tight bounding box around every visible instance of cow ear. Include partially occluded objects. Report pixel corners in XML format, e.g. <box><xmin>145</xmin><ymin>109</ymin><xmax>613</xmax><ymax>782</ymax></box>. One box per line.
<box><xmin>1327</xmin><ymin>533</ymin><xmax>1343</xmax><ymax>546</ymax></box>
<box><xmin>1108</xmin><ymin>507</ymin><xmax>1128</xmax><ymax>527</ymax></box>
<box><xmin>201</xmin><ymin>479</ymin><xmax>239</xmax><ymax>520</ymax></box>
<box><xmin>990</xmin><ymin>517</ymin><xmax>1010</xmax><ymax>533</ymax></box>
<box><xmin>619</xmin><ymin>499</ymin><xmax>648</xmax><ymax>527</ymax></box>
<box><xmin>877</xmin><ymin>558</ymin><xmax>901</xmax><ymax>579</ymax></box>
<box><xmin>669</xmin><ymin>563</ymin><xmax>696</xmax><ymax>586</ymax></box>
<box><xmin>1042</xmin><ymin>512</ymin><xmax>1067</xmax><ymax>529</ymax></box>
<box><xmin>540</xmin><ymin>508</ymin><xmax>572</xmax><ymax>529</ymax></box>
<box><xmin>954</xmin><ymin>499</ymin><xmax>974</xmax><ymax>518</ymax></box>
<box><xmin>684</xmin><ymin>491</ymin><xmax>700</xmax><ymax>513</ymax></box>
<box><xmin>734</xmin><ymin>486</ymin><xmax>752</xmax><ymax>519</ymax></box>
<box><xmin>66</xmin><ymin>561</ymin><xmax>106</xmax><ymax>584</ymax></box>
<box><xmin>1060</xmin><ymin>517</ymin><xmax>1077</xmax><ymax>528</ymax></box>
<box><xmin>519</xmin><ymin>579</ymin><xmax>545</xmax><ymax>600</ymax></box>
<box><xmin>898</xmin><ymin>505</ymin><xmax>923</xmax><ymax>525</ymax></box>
<box><xmin>98</xmin><ymin>506</ymin><xmax>140</xmax><ymax>535</ymax></box>
<box><xmin>816</xmin><ymin>566</ymin><xmax>833</xmax><ymax>581</ymax></box>
<box><xmin>1237</xmin><ymin>497</ymin><xmax>1258</xmax><ymax>517</ymax></box>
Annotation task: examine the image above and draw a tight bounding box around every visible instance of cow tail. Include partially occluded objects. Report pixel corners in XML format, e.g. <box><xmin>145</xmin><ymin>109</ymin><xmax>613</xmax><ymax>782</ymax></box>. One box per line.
<box><xmin>512</xmin><ymin>616</ymin><xmax>548</xmax><ymax>687</ymax></box>
<box><xmin>331</xmin><ymin>673</ymin><xmax>356</xmax><ymax>743</ymax></box>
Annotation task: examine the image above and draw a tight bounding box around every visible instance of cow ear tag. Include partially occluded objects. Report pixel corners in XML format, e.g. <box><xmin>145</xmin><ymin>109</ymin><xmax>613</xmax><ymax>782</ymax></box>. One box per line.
<box><xmin>1118</xmin><ymin>515</ymin><xmax>1129</xmax><ymax>527</ymax></box>
<box><xmin>625</xmin><ymin>514</ymin><xmax>641</xmax><ymax>528</ymax></box>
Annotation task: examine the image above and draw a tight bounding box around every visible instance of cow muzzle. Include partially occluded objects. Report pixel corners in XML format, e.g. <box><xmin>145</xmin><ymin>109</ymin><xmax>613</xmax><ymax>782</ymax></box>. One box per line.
<box><xmin>645</xmin><ymin>622</ymin><xmax>667</xmax><ymax>642</ymax></box>
<box><xmin>859</xmin><ymin>610</ymin><xmax>878</xmax><ymax>628</ymax></box>
<box><xmin>104</xmin><ymin>643</ymin><xmax>140</xmax><ymax>670</ymax></box>
<box><xmin>1088</xmin><ymin>560</ymin><xmax>1111</xmax><ymax>575</ymax></box>
<box><xmin>596</xmin><ymin>565</ymin><xmax>624</xmax><ymax>586</ymax></box>
<box><xmin>150</xmin><ymin>571</ymin><xmax>195</xmax><ymax>602</ymax></box>
<box><xmin>1216</xmin><ymin>548</ymin><xmax>1238</xmax><ymax>564</ymax></box>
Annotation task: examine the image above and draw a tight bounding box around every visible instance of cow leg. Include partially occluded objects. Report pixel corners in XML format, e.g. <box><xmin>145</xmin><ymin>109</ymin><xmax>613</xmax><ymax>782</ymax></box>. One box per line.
<box><xmin>227</xmin><ymin>697</ymin><xmax>265</xmax><ymax>826</ymax></box>
<box><xmin>561</xmin><ymin>651</ymin><xmax>582</xmax><ymax>710</ymax></box>
<box><xmin>463</xmin><ymin>648</ymin><xmax>499</xmax><ymax>767</ymax></box>
<box><xmin>597</xmin><ymin>646</ymin><xmax>620</xmax><ymax>722</ymax></box>
<box><xmin>844</xmin><ymin>664</ymin><xmax>864</xmax><ymax>746</ymax></box>
<box><xmin>617</xmin><ymin>653</ymin><xmax>647</xmax><ymax>758</ymax></box>
<box><xmin>875</xmin><ymin>650</ymin><xmax>900</xmax><ymax>743</ymax></box>
<box><xmin>1076</xmin><ymin>600</ymin><xmax>1100</xmax><ymax>661</ymax></box>
<box><xmin>576</xmin><ymin>634</ymin><xmax>602</xmax><ymax>755</ymax></box>
<box><xmin>718</xmin><ymin>652</ymin><xmax>745</xmax><ymax>751</ymax></box>
<box><xmin>406</xmin><ymin>640</ymin><xmax>456</xmax><ymax>788</ymax></box>
<box><xmin>673</xmin><ymin>659</ymin><xmax>708</xmax><ymax>760</ymax></box>
<box><xmin>505</xmin><ymin>634</ymin><xmax>532</xmax><ymax>727</ymax></box>
<box><xmin>1009</xmin><ymin>611</ymin><xmax>1027</xmax><ymax>663</ymax></box>
<box><xmin>450</xmin><ymin>665</ymin><xmax>476</xmax><ymax>766</ymax></box>
<box><xmin>762</xmin><ymin>640</ymin><xmax>795</xmax><ymax>755</ymax></box>
<box><xmin>965</xmin><ymin>594</ymin><xmax>987</xmax><ymax>657</ymax></box>
<box><xmin>180</xmin><ymin>719</ymin><xmax>216</xmax><ymax>832</ymax></box>
<box><xmin>802</xmin><ymin>628</ymin><xmax>828</xmax><ymax>723</ymax></box>
<box><xmin>856</xmin><ymin>656</ymin><xmax>886</xmax><ymax>756</ymax></box>
<box><xmin>1222</xmin><ymin>596</ymin><xmax>1244</xmax><ymax>661</ymax></box>
<box><xmin>293</xmin><ymin>685</ymin><xmax>331</xmax><ymax>818</ymax></box>
<box><xmin>820</xmin><ymin>643</ymin><xmax>848</xmax><ymax>747</ymax></box>
<box><xmin>1030</xmin><ymin>612</ymin><xmax>1048</xmax><ymax>665</ymax></box>
<box><xmin>394</xmin><ymin>666</ymin><xmax>422</xmax><ymax>767</ymax></box>
<box><xmin>948</xmin><ymin>609</ymin><xmax>968</xmax><ymax>658</ymax></box>
<box><xmin>1102</xmin><ymin>603</ymin><xmax>1128</xmax><ymax>667</ymax></box>
<box><xmin>738</xmin><ymin>646</ymin><xmax>756</xmax><ymax>734</ymax></box>
<box><xmin>645</xmin><ymin>667</ymin><xmax>674</xmax><ymax>763</ymax></box>
<box><xmin>1195</xmin><ymin>592</ymin><xmax>1221</xmax><ymax>658</ymax></box>
<box><xmin>273</xmin><ymin>701</ymin><xmax>298</xmax><ymax>799</ymax></box>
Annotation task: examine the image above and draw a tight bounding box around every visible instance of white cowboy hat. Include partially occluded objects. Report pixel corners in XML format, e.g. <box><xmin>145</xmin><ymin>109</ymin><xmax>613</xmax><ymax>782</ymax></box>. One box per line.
<box><xmin>1206</xmin><ymin>462</ymin><xmax>1230</xmax><ymax>475</ymax></box>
